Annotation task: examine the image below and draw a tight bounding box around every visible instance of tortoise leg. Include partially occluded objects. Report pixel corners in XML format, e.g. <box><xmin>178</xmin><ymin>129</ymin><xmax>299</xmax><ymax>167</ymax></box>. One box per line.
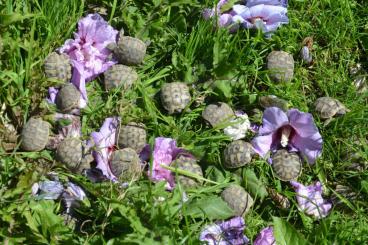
<box><xmin>323</xmin><ymin>118</ymin><xmax>333</xmax><ymax>126</ymax></box>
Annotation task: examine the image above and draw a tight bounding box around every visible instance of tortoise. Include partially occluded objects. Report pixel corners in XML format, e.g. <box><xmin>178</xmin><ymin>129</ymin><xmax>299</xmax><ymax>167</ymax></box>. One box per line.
<box><xmin>202</xmin><ymin>102</ymin><xmax>235</xmax><ymax>127</ymax></box>
<box><xmin>259</xmin><ymin>95</ymin><xmax>289</xmax><ymax>111</ymax></box>
<box><xmin>160</xmin><ymin>82</ymin><xmax>191</xmax><ymax>114</ymax></box>
<box><xmin>44</xmin><ymin>52</ymin><xmax>72</xmax><ymax>83</ymax></box>
<box><xmin>56</xmin><ymin>83</ymin><xmax>81</xmax><ymax>113</ymax></box>
<box><xmin>221</xmin><ymin>185</ymin><xmax>254</xmax><ymax>216</ymax></box>
<box><xmin>314</xmin><ymin>97</ymin><xmax>349</xmax><ymax>125</ymax></box>
<box><xmin>223</xmin><ymin>140</ymin><xmax>255</xmax><ymax>168</ymax></box>
<box><xmin>171</xmin><ymin>154</ymin><xmax>203</xmax><ymax>188</ymax></box>
<box><xmin>116</xmin><ymin>122</ymin><xmax>147</xmax><ymax>153</ymax></box>
<box><xmin>271</xmin><ymin>149</ymin><xmax>302</xmax><ymax>181</ymax></box>
<box><xmin>267</xmin><ymin>51</ymin><xmax>294</xmax><ymax>82</ymax></box>
<box><xmin>108</xmin><ymin>29</ymin><xmax>146</xmax><ymax>65</ymax></box>
<box><xmin>56</xmin><ymin>138</ymin><xmax>85</xmax><ymax>173</ymax></box>
<box><xmin>21</xmin><ymin>117</ymin><xmax>50</xmax><ymax>151</ymax></box>
<box><xmin>110</xmin><ymin>148</ymin><xmax>141</xmax><ymax>182</ymax></box>
<box><xmin>267</xmin><ymin>187</ymin><xmax>290</xmax><ymax>209</ymax></box>
<box><xmin>103</xmin><ymin>64</ymin><xmax>138</xmax><ymax>91</ymax></box>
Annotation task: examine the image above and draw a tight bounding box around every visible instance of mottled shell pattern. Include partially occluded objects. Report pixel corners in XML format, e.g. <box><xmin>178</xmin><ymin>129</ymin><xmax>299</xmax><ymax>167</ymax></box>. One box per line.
<box><xmin>314</xmin><ymin>97</ymin><xmax>348</xmax><ymax>119</ymax></box>
<box><xmin>259</xmin><ymin>95</ymin><xmax>289</xmax><ymax>111</ymax></box>
<box><xmin>161</xmin><ymin>82</ymin><xmax>191</xmax><ymax>114</ymax></box>
<box><xmin>171</xmin><ymin>155</ymin><xmax>203</xmax><ymax>188</ymax></box>
<box><xmin>44</xmin><ymin>52</ymin><xmax>72</xmax><ymax>83</ymax></box>
<box><xmin>221</xmin><ymin>185</ymin><xmax>254</xmax><ymax>216</ymax></box>
<box><xmin>267</xmin><ymin>187</ymin><xmax>290</xmax><ymax>209</ymax></box>
<box><xmin>56</xmin><ymin>138</ymin><xmax>83</xmax><ymax>172</ymax></box>
<box><xmin>56</xmin><ymin>83</ymin><xmax>81</xmax><ymax>113</ymax></box>
<box><xmin>267</xmin><ymin>51</ymin><xmax>294</xmax><ymax>82</ymax></box>
<box><xmin>110</xmin><ymin>148</ymin><xmax>141</xmax><ymax>181</ymax></box>
<box><xmin>117</xmin><ymin>122</ymin><xmax>147</xmax><ymax>153</ymax></box>
<box><xmin>21</xmin><ymin>118</ymin><xmax>50</xmax><ymax>151</ymax></box>
<box><xmin>224</xmin><ymin>140</ymin><xmax>254</xmax><ymax>168</ymax></box>
<box><xmin>202</xmin><ymin>102</ymin><xmax>235</xmax><ymax>127</ymax></box>
<box><xmin>104</xmin><ymin>64</ymin><xmax>138</xmax><ymax>91</ymax></box>
<box><xmin>114</xmin><ymin>30</ymin><xmax>146</xmax><ymax>65</ymax></box>
<box><xmin>272</xmin><ymin>149</ymin><xmax>302</xmax><ymax>181</ymax></box>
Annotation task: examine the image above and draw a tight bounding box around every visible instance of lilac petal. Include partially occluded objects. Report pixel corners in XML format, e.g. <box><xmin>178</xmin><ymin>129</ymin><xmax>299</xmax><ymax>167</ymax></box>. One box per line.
<box><xmin>32</xmin><ymin>180</ymin><xmax>64</xmax><ymax>200</ymax></box>
<box><xmin>290</xmin><ymin>181</ymin><xmax>332</xmax><ymax>219</ymax></box>
<box><xmin>200</xmin><ymin>217</ymin><xmax>249</xmax><ymax>245</ymax></box>
<box><xmin>139</xmin><ymin>144</ymin><xmax>151</xmax><ymax>162</ymax></box>
<box><xmin>231</xmin><ymin>4</ymin><xmax>248</xmax><ymax>15</ymax></box>
<box><xmin>92</xmin><ymin>117</ymin><xmax>120</xmax><ymax>181</ymax></box>
<box><xmin>47</xmin><ymin>87</ymin><xmax>59</xmax><ymax>104</ymax></box>
<box><xmin>259</xmin><ymin>107</ymin><xmax>289</xmax><ymax>135</ymax></box>
<box><xmin>254</xmin><ymin>226</ymin><xmax>275</xmax><ymax>245</ymax></box>
<box><xmin>247</xmin><ymin>0</ymin><xmax>288</xmax><ymax>7</ymax></box>
<box><xmin>219</xmin><ymin>13</ymin><xmax>233</xmax><ymax>27</ymax></box>
<box><xmin>251</xmin><ymin>133</ymin><xmax>275</xmax><ymax>158</ymax></box>
<box><xmin>203</xmin><ymin>8</ymin><xmax>215</xmax><ymax>19</ymax></box>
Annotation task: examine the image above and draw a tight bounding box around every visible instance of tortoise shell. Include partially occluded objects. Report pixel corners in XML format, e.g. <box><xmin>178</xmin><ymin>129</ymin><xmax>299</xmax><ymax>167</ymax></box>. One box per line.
<box><xmin>21</xmin><ymin>118</ymin><xmax>50</xmax><ymax>151</ymax></box>
<box><xmin>267</xmin><ymin>187</ymin><xmax>290</xmax><ymax>209</ymax></box>
<box><xmin>224</xmin><ymin>140</ymin><xmax>254</xmax><ymax>168</ymax></box>
<box><xmin>314</xmin><ymin>97</ymin><xmax>348</xmax><ymax>119</ymax></box>
<box><xmin>104</xmin><ymin>64</ymin><xmax>138</xmax><ymax>91</ymax></box>
<box><xmin>56</xmin><ymin>83</ymin><xmax>81</xmax><ymax>113</ymax></box>
<box><xmin>272</xmin><ymin>150</ymin><xmax>302</xmax><ymax>181</ymax></box>
<box><xmin>171</xmin><ymin>155</ymin><xmax>203</xmax><ymax>188</ymax></box>
<box><xmin>115</xmin><ymin>36</ymin><xmax>146</xmax><ymax>65</ymax></box>
<box><xmin>44</xmin><ymin>52</ymin><xmax>72</xmax><ymax>83</ymax></box>
<box><xmin>160</xmin><ymin>82</ymin><xmax>191</xmax><ymax>114</ymax></box>
<box><xmin>267</xmin><ymin>51</ymin><xmax>294</xmax><ymax>82</ymax></box>
<box><xmin>202</xmin><ymin>102</ymin><xmax>234</xmax><ymax>127</ymax></box>
<box><xmin>110</xmin><ymin>148</ymin><xmax>141</xmax><ymax>181</ymax></box>
<box><xmin>117</xmin><ymin>123</ymin><xmax>147</xmax><ymax>153</ymax></box>
<box><xmin>56</xmin><ymin>138</ymin><xmax>83</xmax><ymax>171</ymax></box>
<box><xmin>259</xmin><ymin>95</ymin><xmax>289</xmax><ymax>111</ymax></box>
<box><xmin>221</xmin><ymin>185</ymin><xmax>254</xmax><ymax>216</ymax></box>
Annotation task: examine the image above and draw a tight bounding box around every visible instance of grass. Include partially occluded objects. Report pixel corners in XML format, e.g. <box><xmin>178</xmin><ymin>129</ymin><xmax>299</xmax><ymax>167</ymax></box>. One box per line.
<box><xmin>0</xmin><ymin>0</ymin><xmax>368</xmax><ymax>244</ymax></box>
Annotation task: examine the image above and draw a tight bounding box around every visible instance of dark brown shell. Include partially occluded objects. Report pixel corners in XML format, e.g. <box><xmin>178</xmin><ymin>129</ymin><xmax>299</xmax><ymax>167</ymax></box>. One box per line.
<box><xmin>267</xmin><ymin>51</ymin><xmax>294</xmax><ymax>82</ymax></box>
<box><xmin>44</xmin><ymin>52</ymin><xmax>72</xmax><ymax>83</ymax></box>
<box><xmin>115</xmin><ymin>36</ymin><xmax>146</xmax><ymax>65</ymax></box>
<box><xmin>314</xmin><ymin>97</ymin><xmax>347</xmax><ymax>119</ymax></box>
<box><xmin>110</xmin><ymin>148</ymin><xmax>141</xmax><ymax>181</ymax></box>
<box><xmin>56</xmin><ymin>84</ymin><xmax>81</xmax><ymax>113</ymax></box>
<box><xmin>224</xmin><ymin>141</ymin><xmax>254</xmax><ymax>168</ymax></box>
<box><xmin>21</xmin><ymin>118</ymin><xmax>50</xmax><ymax>151</ymax></box>
<box><xmin>160</xmin><ymin>82</ymin><xmax>191</xmax><ymax>114</ymax></box>
<box><xmin>172</xmin><ymin>155</ymin><xmax>203</xmax><ymax>188</ymax></box>
<box><xmin>56</xmin><ymin>138</ymin><xmax>83</xmax><ymax>171</ymax></box>
<box><xmin>202</xmin><ymin>102</ymin><xmax>234</xmax><ymax>127</ymax></box>
<box><xmin>104</xmin><ymin>64</ymin><xmax>138</xmax><ymax>91</ymax></box>
<box><xmin>117</xmin><ymin>123</ymin><xmax>147</xmax><ymax>153</ymax></box>
<box><xmin>221</xmin><ymin>185</ymin><xmax>254</xmax><ymax>216</ymax></box>
<box><xmin>267</xmin><ymin>188</ymin><xmax>290</xmax><ymax>209</ymax></box>
<box><xmin>272</xmin><ymin>150</ymin><xmax>302</xmax><ymax>181</ymax></box>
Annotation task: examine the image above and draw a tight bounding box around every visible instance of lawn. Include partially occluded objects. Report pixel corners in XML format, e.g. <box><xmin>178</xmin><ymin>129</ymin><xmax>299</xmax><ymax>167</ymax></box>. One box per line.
<box><xmin>0</xmin><ymin>0</ymin><xmax>367</xmax><ymax>244</ymax></box>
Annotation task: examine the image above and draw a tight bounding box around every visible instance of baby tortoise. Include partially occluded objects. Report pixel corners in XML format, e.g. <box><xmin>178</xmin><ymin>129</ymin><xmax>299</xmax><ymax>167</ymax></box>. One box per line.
<box><xmin>110</xmin><ymin>148</ymin><xmax>142</xmax><ymax>182</ymax></box>
<box><xmin>171</xmin><ymin>155</ymin><xmax>203</xmax><ymax>188</ymax></box>
<box><xmin>224</xmin><ymin>140</ymin><xmax>255</xmax><ymax>169</ymax></box>
<box><xmin>161</xmin><ymin>82</ymin><xmax>191</xmax><ymax>114</ymax></box>
<box><xmin>104</xmin><ymin>64</ymin><xmax>138</xmax><ymax>91</ymax></box>
<box><xmin>221</xmin><ymin>185</ymin><xmax>254</xmax><ymax>216</ymax></box>
<box><xmin>116</xmin><ymin>122</ymin><xmax>147</xmax><ymax>153</ymax></box>
<box><xmin>56</xmin><ymin>83</ymin><xmax>81</xmax><ymax>113</ymax></box>
<box><xmin>267</xmin><ymin>187</ymin><xmax>290</xmax><ymax>209</ymax></box>
<box><xmin>202</xmin><ymin>102</ymin><xmax>235</xmax><ymax>127</ymax></box>
<box><xmin>314</xmin><ymin>97</ymin><xmax>349</xmax><ymax>125</ymax></box>
<box><xmin>267</xmin><ymin>51</ymin><xmax>294</xmax><ymax>82</ymax></box>
<box><xmin>259</xmin><ymin>95</ymin><xmax>289</xmax><ymax>111</ymax></box>
<box><xmin>21</xmin><ymin>117</ymin><xmax>50</xmax><ymax>151</ymax></box>
<box><xmin>272</xmin><ymin>149</ymin><xmax>302</xmax><ymax>181</ymax></box>
<box><xmin>44</xmin><ymin>52</ymin><xmax>72</xmax><ymax>83</ymax></box>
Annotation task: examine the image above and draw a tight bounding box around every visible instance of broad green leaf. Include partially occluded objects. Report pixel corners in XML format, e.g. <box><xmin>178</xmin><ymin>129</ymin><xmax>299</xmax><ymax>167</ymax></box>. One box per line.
<box><xmin>183</xmin><ymin>196</ymin><xmax>234</xmax><ymax>220</ymax></box>
<box><xmin>273</xmin><ymin>217</ymin><xmax>310</xmax><ymax>245</ymax></box>
<box><xmin>242</xmin><ymin>169</ymin><xmax>268</xmax><ymax>200</ymax></box>
<box><xmin>214</xmin><ymin>80</ymin><xmax>232</xmax><ymax>99</ymax></box>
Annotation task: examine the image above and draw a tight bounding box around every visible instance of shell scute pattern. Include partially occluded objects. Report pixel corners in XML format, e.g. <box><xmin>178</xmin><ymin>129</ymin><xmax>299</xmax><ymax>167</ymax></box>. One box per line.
<box><xmin>172</xmin><ymin>155</ymin><xmax>203</xmax><ymax>188</ymax></box>
<box><xmin>161</xmin><ymin>82</ymin><xmax>191</xmax><ymax>114</ymax></box>
<box><xmin>224</xmin><ymin>140</ymin><xmax>254</xmax><ymax>168</ymax></box>
<box><xmin>221</xmin><ymin>185</ymin><xmax>254</xmax><ymax>216</ymax></box>
<box><xmin>56</xmin><ymin>138</ymin><xmax>83</xmax><ymax>171</ymax></box>
<box><xmin>117</xmin><ymin>123</ymin><xmax>147</xmax><ymax>153</ymax></box>
<box><xmin>56</xmin><ymin>84</ymin><xmax>81</xmax><ymax>113</ymax></box>
<box><xmin>267</xmin><ymin>51</ymin><xmax>294</xmax><ymax>82</ymax></box>
<box><xmin>110</xmin><ymin>148</ymin><xmax>141</xmax><ymax>181</ymax></box>
<box><xmin>272</xmin><ymin>150</ymin><xmax>302</xmax><ymax>181</ymax></box>
<box><xmin>115</xmin><ymin>36</ymin><xmax>146</xmax><ymax>65</ymax></box>
<box><xmin>21</xmin><ymin>118</ymin><xmax>50</xmax><ymax>151</ymax></box>
<box><xmin>202</xmin><ymin>102</ymin><xmax>234</xmax><ymax>127</ymax></box>
<box><xmin>44</xmin><ymin>52</ymin><xmax>72</xmax><ymax>83</ymax></box>
<box><xmin>259</xmin><ymin>95</ymin><xmax>289</xmax><ymax>111</ymax></box>
<box><xmin>314</xmin><ymin>97</ymin><xmax>347</xmax><ymax>119</ymax></box>
<box><xmin>104</xmin><ymin>64</ymin><xmax>138</xmax><ymax>91</ymax></box>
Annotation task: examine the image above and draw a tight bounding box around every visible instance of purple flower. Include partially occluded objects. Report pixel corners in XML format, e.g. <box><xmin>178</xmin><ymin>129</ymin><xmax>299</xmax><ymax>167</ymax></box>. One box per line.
<box><xmin>290</xmin><ymin>181</ymin><xmax>332</xmax><ymax>219</ymax></box>
<box><xmin>246</xmin><ymin>0</ymin><xmax>288</xmax><ymax>7</ymax></box>
<box><xmin>253</xmin><ymin>226</ymin><xmax>275</xmax><ymax>245</ymax></box>
<box><xmin>91</xmin><ymin>117</ymin><xmax>120</xmax><ymax>181</ymax></box>
<box><xmin>251</xmin><ymin>107</ymin><xmax>322</xmax><ymax>164</ymax></box>
<box><xmin>232</xmin><ymin>4</ymin><xmax>288</xmax><ymax>34</ymax></box>
<box><xmin>199</xmin><ymin>216</ymin><xmax>249</xmax><ymax>245</ymax></box>
<box><xmin>203</xmin><ymin>1</ymin><xmax>241</xmax><ymax>32</ymax></box>
<box><xmin>59</xmin><ymin>14</ymin><xmax>118</xmax><ymax>102</ymax></box>
<box><xmin>149</xmin><ymin>137</ymin><xmax>186</xmax><ymax>190</ymax></box>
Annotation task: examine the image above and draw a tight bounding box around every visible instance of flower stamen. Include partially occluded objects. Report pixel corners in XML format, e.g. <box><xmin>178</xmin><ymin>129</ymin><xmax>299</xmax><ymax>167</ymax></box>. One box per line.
<box><xmin>280</xmin><ymin>126</ymin><xmax>291</xmax><ymax>147</ymax></box>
